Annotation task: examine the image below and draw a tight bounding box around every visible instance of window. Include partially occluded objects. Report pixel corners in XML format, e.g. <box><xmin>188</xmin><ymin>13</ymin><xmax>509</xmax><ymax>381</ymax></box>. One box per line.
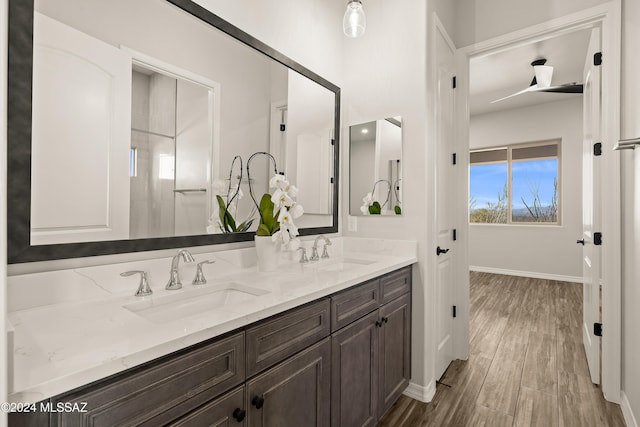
<box><xmin>469</xmin><ymin>140</ymin><xmax>560</xmax><ymax>224</ymax></box>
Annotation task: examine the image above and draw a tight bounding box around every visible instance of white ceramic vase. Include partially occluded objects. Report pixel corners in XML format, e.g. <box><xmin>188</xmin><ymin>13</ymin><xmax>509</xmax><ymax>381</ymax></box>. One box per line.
<box><xmin>254</xmin><ymin>235</ymin><xmax>280</xmax><ymax>272</ymax></box>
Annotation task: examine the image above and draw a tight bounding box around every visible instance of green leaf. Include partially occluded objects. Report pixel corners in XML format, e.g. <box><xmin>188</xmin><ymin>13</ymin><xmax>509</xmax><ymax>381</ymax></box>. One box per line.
<box><xmin>394</xmin><ymin>205</ymin><xmax>402</xmax><ymax>215</ymax></box>
<box><xmin>258</xmin><ymin>193</ymin><xmax>278</xmax><ymax>235</ymax></box>
<box><xmin>369</xmin><ymin>201</ymin><xmax>381</xmax><ymax>215</ymax></box>
<box><xmin>216</xmin><ymin>195</ymin><xmax>237</xmax><ymax>232</ymax></box>
<box><xmin>256</xmin><ymin>223</ymin><xmax>271</xmax><ymax>236</ymax></box>
<box><xmin>237</xmin><ymin>218</ymin><xmax>255</xmax><ymax>232</ymax></box>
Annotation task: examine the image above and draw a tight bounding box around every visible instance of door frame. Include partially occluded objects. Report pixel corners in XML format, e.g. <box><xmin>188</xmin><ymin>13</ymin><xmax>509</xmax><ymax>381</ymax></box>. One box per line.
<box><xmin>454</xmin><ymin>1</ymin><xmax>622</xmax><ymax>402</ymax></box>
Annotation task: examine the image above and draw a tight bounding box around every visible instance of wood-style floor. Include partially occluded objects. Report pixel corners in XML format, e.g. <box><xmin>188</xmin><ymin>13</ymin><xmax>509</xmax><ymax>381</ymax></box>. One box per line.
<box><xmin>378</xmin><ymin>272</ymin><xmax>626</xmax><ymax>427</ymax></box>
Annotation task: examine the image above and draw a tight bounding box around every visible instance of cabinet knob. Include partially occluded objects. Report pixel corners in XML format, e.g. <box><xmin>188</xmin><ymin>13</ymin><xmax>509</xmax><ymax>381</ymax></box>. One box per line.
<box><xmin>232</xmin><ymin>408</ymin><xmax>246</xmax><ymax>422</ymax></box>
<box><xmin>382</xmin><ymin>317</ymin><xmax>389</xmax><ymax>323</ymax></box>
<box><xmin>252</xmin><ymin>395</ymin><xmax>265</xmax><ymax>409</ymax></box>
<box><xmin>376</xmin><ymin>320</ymin><xmax>383</xmax><ymax>328</ymax></box>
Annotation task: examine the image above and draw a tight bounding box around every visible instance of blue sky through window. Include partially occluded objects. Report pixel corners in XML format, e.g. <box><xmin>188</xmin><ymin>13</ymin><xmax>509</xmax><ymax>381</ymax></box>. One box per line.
<box><xmin>469</xmin><ymin>163</ymin><xmax>507</xmax><ymax>207</ymax></box>
<box><xmin>512</xmin><ymin>159</ymin><xmax>557</xmax><ymax>210</ymax></box>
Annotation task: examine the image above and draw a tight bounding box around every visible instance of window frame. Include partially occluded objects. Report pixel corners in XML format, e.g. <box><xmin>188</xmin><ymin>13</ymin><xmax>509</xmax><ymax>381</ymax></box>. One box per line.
<box><xmin>469</xmin><ymin>139</ymin><xmax>562</xmax><ymax>226</ymax></box>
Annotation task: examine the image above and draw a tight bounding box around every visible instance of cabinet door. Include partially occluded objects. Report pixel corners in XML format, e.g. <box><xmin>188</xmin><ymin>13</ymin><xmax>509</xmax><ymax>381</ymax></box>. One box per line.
<box><xmin>378</xmin><ymin>293</ymin><xmax>411</xmax><ymax>418</ymax></box>
<box><xmin>169</xmin><ymin>386</ymin><xmax>246</xmax><ymax>427</ymax></box>
<box><xmin>331</xmin><ymin>311</ymin><xmax>379</xmax><ymax>427</ymax></box>
<box><xmin>247</xmin><ymin>338</ymin><xmax>330</xmax><ymax>427</ymax></box>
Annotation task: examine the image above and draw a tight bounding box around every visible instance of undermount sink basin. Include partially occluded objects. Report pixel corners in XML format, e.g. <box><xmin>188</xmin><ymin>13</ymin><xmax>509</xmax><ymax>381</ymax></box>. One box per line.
<box><xmin>123</xmin><ymin>282</ymin><xmax>269</xmax><ymax>323</ymax></box>
<box><xmin>314</xmin><ymin>257</ymin><xmax>376</xmax><ymax>272</ymax></box>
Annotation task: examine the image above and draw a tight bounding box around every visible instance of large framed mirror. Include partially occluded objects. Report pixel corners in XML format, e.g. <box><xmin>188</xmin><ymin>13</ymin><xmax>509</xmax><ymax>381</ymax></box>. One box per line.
<box><xmin>7</xmin><ymin>0</ymin><xmax>340</xmax><ymax>263</ymax></box>
<box><xmin>349</xmin><ymin>117</ymin><xmax>402</xmax><ymax>216</ymax></box>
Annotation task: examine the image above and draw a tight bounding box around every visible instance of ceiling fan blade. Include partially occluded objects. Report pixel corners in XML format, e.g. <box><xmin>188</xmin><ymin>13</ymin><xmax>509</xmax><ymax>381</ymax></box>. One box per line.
<box><xmin>535</xmin><ymin>83</ymin><xmax>584</xmax><ymax>93</ymax></box>
<box><xmin>491</xmin><ymin>85</ymin><xmax>537</xmax><ymax>103</ymax></box>
<box><xmin>527</xmin><ymin>82</ymin><xmax>583</xmax><ymax>94</ymax></box>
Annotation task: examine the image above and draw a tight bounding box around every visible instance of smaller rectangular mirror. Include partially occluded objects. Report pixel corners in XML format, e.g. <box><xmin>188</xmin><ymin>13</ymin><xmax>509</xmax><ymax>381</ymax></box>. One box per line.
<box><xmin>349</xmin><ymin>117</ymin><xmax>403</xmax><ymax>216</ymax></box>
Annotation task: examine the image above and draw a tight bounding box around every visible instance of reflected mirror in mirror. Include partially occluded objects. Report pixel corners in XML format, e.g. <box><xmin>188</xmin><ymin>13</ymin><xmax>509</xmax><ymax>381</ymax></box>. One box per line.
<box><xmin>349</xmin><ymin>117</ymin><xmax>402</xmax><ymax>216</ymax></box>
<box><xmin>7</xmin><ymin>0</ymin><xmax>340</xmax><ymax>262</ymax></box>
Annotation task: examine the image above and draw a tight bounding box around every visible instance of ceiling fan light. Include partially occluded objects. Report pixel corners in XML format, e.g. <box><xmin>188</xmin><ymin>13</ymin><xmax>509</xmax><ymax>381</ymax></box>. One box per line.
<box><xmin>533</xmin><ymin>65</ymin><xmax>553</xmax><ymax>88</ymax></box>
<box><xmin>343</xmin><ymin>0</ymin><xmax>366</xmax><ymax>38</ymax></box>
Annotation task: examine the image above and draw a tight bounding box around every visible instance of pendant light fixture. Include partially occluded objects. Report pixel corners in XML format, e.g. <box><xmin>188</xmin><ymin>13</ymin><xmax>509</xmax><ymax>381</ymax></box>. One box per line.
<box><xmin>343</xmin><ymin>0</ymin><xmax>366</xmax><ymax>38</ymax></box>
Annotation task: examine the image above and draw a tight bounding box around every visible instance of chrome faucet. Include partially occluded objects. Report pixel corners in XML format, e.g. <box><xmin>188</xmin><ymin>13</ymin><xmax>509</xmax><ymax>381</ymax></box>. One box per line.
<box><xmin>311</xmin><ymin>235</ymin><xmax>332</xmax><ymax>261</ymax></box>
<box><xmin>121</xmin><ymin>270</ymin><xmax>152</xmax><ymax>297</ymax></box>
<box><xmin>192</xmin><ymin>260</ymin><xmax>215</xmax><ymax>286</ymax></box>
<box><xmin>166</xmin><ymin>249</ymin><xmax>195</xmax><ymax>290</ymax></box>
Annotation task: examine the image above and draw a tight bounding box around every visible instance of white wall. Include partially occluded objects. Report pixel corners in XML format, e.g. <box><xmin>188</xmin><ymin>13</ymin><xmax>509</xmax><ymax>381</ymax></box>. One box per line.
<box><xmin>620</xmin><ymin>0</ymin><xmax>640</xmax><ymax>423</ymax></box>
<box><xmin>469</xmin><ymin>98</ymin><xmax>583</xmax><ymax>280</ymax></box>
<box><xmin>454</xmin><ymin>0</ymin><xmax>608</xmax><ymax>48</ymax></box>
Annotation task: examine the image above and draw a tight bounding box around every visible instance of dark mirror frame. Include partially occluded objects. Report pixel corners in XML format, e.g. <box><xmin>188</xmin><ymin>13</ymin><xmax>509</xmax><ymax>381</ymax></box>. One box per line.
<box><xmin>7</xmin><ymin>0</ymin><xmax>340</xmax><ymax>264</ymax></box>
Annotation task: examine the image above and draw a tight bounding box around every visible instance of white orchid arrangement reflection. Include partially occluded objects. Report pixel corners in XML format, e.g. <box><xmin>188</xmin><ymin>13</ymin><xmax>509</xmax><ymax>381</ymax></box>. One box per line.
<box><xmin>360</xmin><ymin>179</ymin><xmax>402</xmax><ymax>215</ymax></box>
<box><xmin>207</xmin><ymin>155</ymin><xmax>257</xmax><ymax>234</ymax></box>
<box><xmin>248</xmin><ymin>152</ymin><xmax>304</xmax><ymax>250</ymax></box>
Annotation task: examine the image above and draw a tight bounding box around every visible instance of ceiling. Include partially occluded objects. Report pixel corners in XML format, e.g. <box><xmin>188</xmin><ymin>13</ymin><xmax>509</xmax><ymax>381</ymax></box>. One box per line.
<box><xmin>469</xmin><ymin>28</ymin><xmax>592</xmax><ymax>116</ymax></box>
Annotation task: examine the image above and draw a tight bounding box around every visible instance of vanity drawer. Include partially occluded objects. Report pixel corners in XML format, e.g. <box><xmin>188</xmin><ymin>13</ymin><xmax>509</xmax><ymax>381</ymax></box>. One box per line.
<box><xmin>246</xmin><ymin>299</ymin><xmax>330</xmax><ymax>377</ymax></box>
<box><xmin>330</xmin><ymin>278</ymin><xmax>380</xmax><ymax>332</ymax></box>
<box><xmin>380</xmin><ymin>266</ymin><xmax>412</xmax><ymax>305</ymax></box>
<box><xmin>53</xmin><ymin>332</ymin><xmax>245</xmax><ymax>427</ymax></box>
<box><xmin>169</xmin><ymin>385</ymin><xmax>246</xmax><ymax>427</ymax></box>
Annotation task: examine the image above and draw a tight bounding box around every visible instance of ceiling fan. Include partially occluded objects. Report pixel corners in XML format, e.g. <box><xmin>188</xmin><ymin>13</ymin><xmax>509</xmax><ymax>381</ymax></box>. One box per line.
<box><xmin>492</xmin><ymin>58</ymin><xmax>584</xmax><ymax>103</ymax></box>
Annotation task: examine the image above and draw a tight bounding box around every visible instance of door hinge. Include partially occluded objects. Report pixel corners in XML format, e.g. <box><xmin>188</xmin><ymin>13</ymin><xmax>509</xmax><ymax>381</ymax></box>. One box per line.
<box><xmin>453</xmin><ymin>229</ymin><xmax>457</xmax><ymax>241</ymax></box>
<box><xmin>331</xmin><ymin>139</ymin><xmax>335</xmax><ymax>146</ymax></box>
<box><xmin>452</xmin><ymin>76</ymin><xmax>457</xmax><ymax>89</ymax></box>
<box><xmin>280</xmin><ymin>124</ymin><xmax>286</xmax><ymax>132</ymax></box>
<box><xmin>594</xmin><ymin>232</ymin><xmax>602</xmax><ymax>245</ymax></box>
<box><xmin>452</xmin><ymin>153</ymin><xmax>457</xmax><ymax>165</ymax></box>
<box><xmin>594</xmin><ymin>322</ymin><xmax>603</xmax><ymax>336</ymax></box>
<box><xmin>453</xmin><ymin>306</ymin><xmax>457</xmax><ymax>318</ymax></box>
<box><xmin>330</xmin><ymin>177</ymin><xmax>334</xmax><ymax>184</ymax></box>
<box><xmin>594</xmin><ymin>142</ymin><xmax>602</xmax><ymax>156</ymax></box>
<box><xmin>594</xmin><ymin>52</ymin><xmax>603</xmax><ymax>66</ymax></box>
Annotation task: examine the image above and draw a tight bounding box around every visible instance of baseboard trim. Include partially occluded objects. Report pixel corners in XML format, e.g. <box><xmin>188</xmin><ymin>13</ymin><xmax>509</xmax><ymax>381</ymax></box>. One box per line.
<box><xmin>403</xmin><ymin>380</ymin><xmax>436</xmax><ymax>403</ymax></box>
<box><xmin>622</xmin><ymin>392</ymin><xmax>639</xmax><ymax>427</ymax></box>
<box><xmin>469</xmin><ymin>265</ymin><xmax>582</xmax><ymax>283</ymax></box>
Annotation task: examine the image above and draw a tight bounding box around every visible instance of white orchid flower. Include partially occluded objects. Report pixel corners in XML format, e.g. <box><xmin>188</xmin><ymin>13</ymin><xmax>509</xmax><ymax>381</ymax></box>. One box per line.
<box><xmin>271</xmin><ymin>228</ymin><xmax>290</xmax><ymax>245</ymax></box>
<box><xmin>269</xmin><ymin>174</ymin><xmax>289</xmax><ymax>189</ymax></box>
<box><xmin>212</xmin><ymin>179</ymin><xmax>228</xmax><ymax>195</ymax></box>
<box><xmin>284</xmin><ymin>184</ymin><xmax>298</xmax><ymax>198</ymax></box>
<box><xmin>232</xmin><ymin>185</ymin><xmax>244</xmax><ymax>199</ymax></box>
<box><xmin>206</xmin><ymin>218</ymin><xmax>224</xmax><ymax>234</ymax></box>
<box><xmin>289</xmin><ymin>203</ymin><xmax>304</xmax><ymax>219</ymax></box>
<box><xmin>272</xmin><ymin>188</ymin><xmax>294</xmax><ymax>214</ymax></box>
<box><xmin>362</xmin><ymin>192</ymin><xmax>373</xmax><ymax>204</ymax></box>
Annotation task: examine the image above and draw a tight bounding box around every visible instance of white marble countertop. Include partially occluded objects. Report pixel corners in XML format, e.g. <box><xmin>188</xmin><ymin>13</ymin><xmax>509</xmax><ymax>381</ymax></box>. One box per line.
<box><xmin>7</xmin><ymin>237</ymin><xmax>417</xmax><ymax>404</ymax></box>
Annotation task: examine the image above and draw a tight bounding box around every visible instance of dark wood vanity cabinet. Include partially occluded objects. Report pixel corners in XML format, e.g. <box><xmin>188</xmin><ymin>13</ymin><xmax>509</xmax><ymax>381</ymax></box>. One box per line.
<box><xmin>378</xmin><ymin>293</ymin><xmax>412</xmax><ymax>418</ymax></box>
<box><xmin>330</xmin><ymin>266</ymin><xmax>412</xmax><ymax>427</ymax></box>
<box><xmin>9</xmin><ymin>266</ymin><xmax>412</xmax><ymax>427</ymax></box>
<box><xmin>247</xmin><ymin>338</ymin><xmax>331</xmax><ymax>427</ymax></box>
<box><xmin>52</xmin><ymin>332</ymin><xmax>246</xmax><ymax>427</ymax></box>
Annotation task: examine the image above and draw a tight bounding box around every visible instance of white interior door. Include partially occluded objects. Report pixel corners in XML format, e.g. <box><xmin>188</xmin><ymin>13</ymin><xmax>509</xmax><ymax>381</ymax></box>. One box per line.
<box><xmin>31</xmin><ymin>13</ymin><xmax>131</xmax><ymax>244</ymax></box>
<box><xmin>581</xmin><ymin>27</ymin><xmax>602</xmax><ymax>385</ymax></box>
<box><xmin>434</xmin><ymin>21</ymin><xmax>457</xmax><ymax>381</ymax></box>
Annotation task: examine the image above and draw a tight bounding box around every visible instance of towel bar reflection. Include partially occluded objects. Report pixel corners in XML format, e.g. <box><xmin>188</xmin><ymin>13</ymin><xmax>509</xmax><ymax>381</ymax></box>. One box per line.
<box><xmin>173</xmin><ymin>188</ymin><xmax>207</xmax><ymax>193</ymax></box>
<box><xmin>613</xmin><ymin>137</ymin><xmax>640</xmax><ymax>151</ymax></box>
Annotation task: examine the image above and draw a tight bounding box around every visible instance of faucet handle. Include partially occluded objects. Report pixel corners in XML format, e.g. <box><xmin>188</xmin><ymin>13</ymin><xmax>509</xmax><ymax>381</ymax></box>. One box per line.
<box><xmin>297</xmin><ymin>247</ymin><xmax>309</xmax><ymax>263</ymax></box>
<box><xmin>192</xmin><ymin>260</ymin><xmax>215</xmax><ymax>286</ymax></box>
<box><xmin>321</xmin><ymin>244</ymin><xmax>330</xmax><ymax>259</ymax></box>
<box><xmin>121</xmin><ymin>270</ymin><xmax>152</xmax><ymax>297</ymax></box>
